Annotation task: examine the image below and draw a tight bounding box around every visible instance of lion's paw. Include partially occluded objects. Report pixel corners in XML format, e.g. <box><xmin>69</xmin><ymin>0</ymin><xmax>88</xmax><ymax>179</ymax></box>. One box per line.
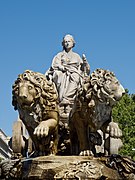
<box><xmin>34</xmin><ymin>125</ymin><xmax>49</xmax><ymax>138</ymax></box>
<box><xmin>79</xmin><ymin>150</ymin><xmax>93</xmax><ymax>156</ymax></box>
<box><xmin>107</xmin><ymin>122</ymin><xmax>122</xmax><ymax>138</ymax></box>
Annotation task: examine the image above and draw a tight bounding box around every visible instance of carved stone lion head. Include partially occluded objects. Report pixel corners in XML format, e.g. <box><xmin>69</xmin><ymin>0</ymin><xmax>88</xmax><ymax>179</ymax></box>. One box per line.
<box><xmin>85</xmin><ymin>68</ymin><xmax>125</xmax><ymax>106</ymax></box>
<box><xmin>12</xmin><ymin>70</ymin><xmax>58</xmax><ymax>111</ymax></box>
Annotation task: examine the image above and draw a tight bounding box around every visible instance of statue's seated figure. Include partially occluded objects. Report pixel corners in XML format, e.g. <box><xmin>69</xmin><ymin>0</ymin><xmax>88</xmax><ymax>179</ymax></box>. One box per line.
<box><xmin>45</xmin><ymin>34</ymin><xmax>90</xmax><ymax>114</ymax></box>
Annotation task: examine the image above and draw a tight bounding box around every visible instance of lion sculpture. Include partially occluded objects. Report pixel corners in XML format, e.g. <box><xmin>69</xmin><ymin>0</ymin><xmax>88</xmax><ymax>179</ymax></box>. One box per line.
<box><xmin>69</xmin><ymin>68</ymin><xmax>125</xmax><ymax>156</ymax></box>
<box><xmin>12</xmin><ymin>70</ymin><xmax>59</xmax><ymax>156</ymax></box>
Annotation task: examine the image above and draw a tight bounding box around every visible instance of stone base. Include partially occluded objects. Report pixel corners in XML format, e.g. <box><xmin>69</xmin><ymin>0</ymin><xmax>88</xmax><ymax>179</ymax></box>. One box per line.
<box><xmin>21</xmin><ymin>156</ymin><xmax>122</xmax><ymax>179</ymax></box>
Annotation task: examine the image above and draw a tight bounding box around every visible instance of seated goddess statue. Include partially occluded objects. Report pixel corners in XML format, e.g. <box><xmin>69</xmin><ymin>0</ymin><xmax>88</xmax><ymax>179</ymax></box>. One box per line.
<box><xmin>46</xmin><ymin>34</ymin><xmax>90</xmax><ymax>106</ymax></box>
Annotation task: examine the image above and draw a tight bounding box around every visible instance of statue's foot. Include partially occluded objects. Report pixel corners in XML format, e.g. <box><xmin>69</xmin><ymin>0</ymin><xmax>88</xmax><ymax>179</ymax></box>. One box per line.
<box><xmin>79</xmin><ymin>150</ymin><xmax>94</xmax><ymax>156</ymax></box>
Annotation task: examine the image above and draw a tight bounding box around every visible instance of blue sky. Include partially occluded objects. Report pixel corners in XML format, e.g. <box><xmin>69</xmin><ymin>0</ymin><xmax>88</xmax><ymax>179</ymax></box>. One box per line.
<box><xmin>0</xmin><ymin>1</ymin><xmax>135</xmax><ymax>136</ymax></box>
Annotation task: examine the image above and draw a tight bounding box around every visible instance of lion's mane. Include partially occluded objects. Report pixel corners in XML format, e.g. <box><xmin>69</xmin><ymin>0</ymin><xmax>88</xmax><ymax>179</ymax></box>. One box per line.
<box><xmin>83</xmin><ymin>68</ymin><xmax>122</xmax><ymax>107</ymax></box>
<box><xmin>12</xmin><ymin>70</ymin><xmax>58</xmax><ymax>119</ymax></box>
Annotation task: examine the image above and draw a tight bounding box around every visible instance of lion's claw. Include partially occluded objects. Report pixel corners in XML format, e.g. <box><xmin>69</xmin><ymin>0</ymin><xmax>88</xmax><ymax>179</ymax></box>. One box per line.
<box><xmin>79</xmin><ymin>150</ymin><xmax>93</xmax><ymax>156</ymax></box>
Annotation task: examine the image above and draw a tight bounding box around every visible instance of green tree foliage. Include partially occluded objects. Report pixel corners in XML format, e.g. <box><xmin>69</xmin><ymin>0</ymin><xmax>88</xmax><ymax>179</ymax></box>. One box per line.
<box><xmin>112</xmin><ymin>90</ymin><xmax>135</xmax><ymax>159</ymax></box>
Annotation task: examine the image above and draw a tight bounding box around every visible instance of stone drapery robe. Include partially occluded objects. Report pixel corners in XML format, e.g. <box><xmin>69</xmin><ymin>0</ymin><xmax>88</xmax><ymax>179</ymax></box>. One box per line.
<box><xmin>51</xmin><ymin>50</ymin><xmax>90</xmax><ymax>104</ymax></box>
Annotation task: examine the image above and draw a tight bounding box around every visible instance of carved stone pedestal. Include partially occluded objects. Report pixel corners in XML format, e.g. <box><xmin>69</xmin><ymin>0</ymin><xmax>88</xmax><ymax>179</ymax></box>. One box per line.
<box><xmin>22</xmin><ymin>156</ymin><xmax>122</xmax><ymax>179</ymax></box>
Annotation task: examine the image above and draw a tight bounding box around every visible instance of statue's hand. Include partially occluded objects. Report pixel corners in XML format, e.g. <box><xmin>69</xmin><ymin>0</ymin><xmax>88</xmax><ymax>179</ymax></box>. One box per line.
<box><xmin>82</xmin><ymin>54</ymin><xmax>87</xmax><ymax>64</ymax></box>
<box><xmin>106</xmin><ymin>122</ymin><xmax>122</xmax><ymax>138</ymax></box>
<box><xmin>34</xmin><ymin>122</ymin><xmax>49</xmax><ymax>138</ymax></box>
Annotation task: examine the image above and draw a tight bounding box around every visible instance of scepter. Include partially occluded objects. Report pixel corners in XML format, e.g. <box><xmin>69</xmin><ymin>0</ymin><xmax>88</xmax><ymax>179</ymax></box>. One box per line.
<box><xmin>82</xmin><ymin>53</ymin><xmax>88</xmax><ymax>77</ymax></box>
